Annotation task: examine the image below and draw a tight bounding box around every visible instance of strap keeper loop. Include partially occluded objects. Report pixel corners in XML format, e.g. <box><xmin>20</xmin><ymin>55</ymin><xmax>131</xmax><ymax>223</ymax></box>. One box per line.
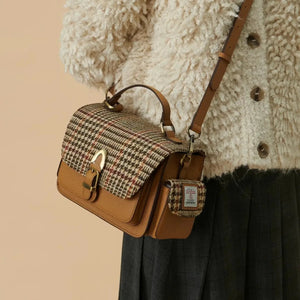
<box><xmin>218</xmin><ymin>52</ymin><xmax>231</xmax><ymax>63</ymax></box>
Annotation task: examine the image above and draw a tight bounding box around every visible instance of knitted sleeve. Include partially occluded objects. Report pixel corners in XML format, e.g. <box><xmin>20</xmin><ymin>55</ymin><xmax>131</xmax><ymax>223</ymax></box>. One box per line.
<box><xmin>59</xmin><ymin>0</ymin><xmax>149</xmax><ymax>91</ymax></box>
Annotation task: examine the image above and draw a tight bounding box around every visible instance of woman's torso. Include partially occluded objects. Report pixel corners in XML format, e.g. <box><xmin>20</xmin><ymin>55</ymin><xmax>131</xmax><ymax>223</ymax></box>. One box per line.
<box><xmin>60</xmin><ymin>0</ymin><xmax>300</xmax><ymax>179</ymax></box>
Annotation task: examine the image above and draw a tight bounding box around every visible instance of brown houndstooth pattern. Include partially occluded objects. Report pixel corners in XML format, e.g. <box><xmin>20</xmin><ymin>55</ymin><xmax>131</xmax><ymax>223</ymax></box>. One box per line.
<box><xmin>61</xmin><ymin>102</ymin><xmax>203</xmax><ymax>199</ymax></box>
<box><xmin>166</xmin><ymin>179</ymin><xmax>206</xmax><ymax>217</ymax></box>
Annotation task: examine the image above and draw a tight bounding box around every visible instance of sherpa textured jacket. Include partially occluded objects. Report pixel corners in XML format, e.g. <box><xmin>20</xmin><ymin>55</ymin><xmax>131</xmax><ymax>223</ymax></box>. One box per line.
<box><xmin>59</xmin><ymin>0</ymin><xmax>300</xmax><ymax>179</ymax></box>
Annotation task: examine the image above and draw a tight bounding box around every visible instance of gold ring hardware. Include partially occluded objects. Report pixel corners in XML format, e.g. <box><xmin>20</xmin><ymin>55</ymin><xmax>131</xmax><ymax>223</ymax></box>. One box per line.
<box><xmin>104</xmin><ymin>98</ymin><xmax>115</xmax><ymax>110</ymax></box>
<box><xmin>160</xmin><ymin>122</ymin><xmax>175</xmax><ymax>134</ymax></box>
<box><xmin>103</xmin><ymin>98</ymin><xmax>124</xmax><ymax>112</ymax></box>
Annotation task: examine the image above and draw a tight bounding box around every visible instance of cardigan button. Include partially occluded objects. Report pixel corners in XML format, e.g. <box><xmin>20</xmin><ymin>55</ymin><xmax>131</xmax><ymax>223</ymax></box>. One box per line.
<box><xmin>250</xmin><ymin>86</ymin><xmax>264</xmax><ymax>101</ymax></box>
<box><xmin>257</xmin><ymin>142</ymin><xmax>269</xmax><ymax>158</ymax></box>
<box><xmin>247</xmin><ymin>33</ymin><xmax>261</xmax><ymax>48</ymax></box>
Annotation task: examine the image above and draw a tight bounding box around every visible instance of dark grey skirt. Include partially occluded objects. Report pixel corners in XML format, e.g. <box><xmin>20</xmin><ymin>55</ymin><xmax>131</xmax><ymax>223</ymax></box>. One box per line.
<box><xmin>118</xmin><ymin>165</ymin><xmax>300</xmax><ymax>300</ymax></box>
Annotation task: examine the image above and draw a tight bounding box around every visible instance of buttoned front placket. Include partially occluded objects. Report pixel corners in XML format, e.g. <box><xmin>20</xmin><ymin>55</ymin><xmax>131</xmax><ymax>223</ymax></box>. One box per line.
<box><xmin>240</xmin><ymin>0</ymin><xmax>277</xmax><ymax>167</ymax></box>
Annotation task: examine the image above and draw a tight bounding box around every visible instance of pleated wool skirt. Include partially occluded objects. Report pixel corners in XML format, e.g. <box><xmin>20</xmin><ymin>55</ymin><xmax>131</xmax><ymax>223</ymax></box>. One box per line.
<box><xmin>118</xmin><ymin>165</ymin><xmax>300</xmax><ymax>300</ymax></box>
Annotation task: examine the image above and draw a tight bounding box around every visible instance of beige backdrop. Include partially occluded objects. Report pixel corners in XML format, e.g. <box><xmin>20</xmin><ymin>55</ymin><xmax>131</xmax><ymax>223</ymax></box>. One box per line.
<box><xmin>0</xmin><ymin>2</ymin><xmax>123</xmax><ymax>299</ymax></box>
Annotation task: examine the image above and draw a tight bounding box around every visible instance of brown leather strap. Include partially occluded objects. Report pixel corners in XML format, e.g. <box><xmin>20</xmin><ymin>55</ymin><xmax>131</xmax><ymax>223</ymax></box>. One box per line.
<box><xmin>106</xmin><ymin>83</ymin><xmax>174</xmax><ymax>127</ymax></box>
<box><xmin>188</xmin><ymin>0</ymin><xmax>253</xmax><ymax>136</ymax></box>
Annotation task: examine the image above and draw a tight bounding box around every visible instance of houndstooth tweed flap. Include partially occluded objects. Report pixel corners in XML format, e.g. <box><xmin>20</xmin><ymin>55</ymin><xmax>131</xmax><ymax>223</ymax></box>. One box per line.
<box><xmin>61</xmin><ymin>102</ymin><xmax>203</xmax><ymax>199</ymax></box>
<box><xmin>165</xmin><ymin>179</ymin><xmax>206</xmax><ymax>217</ymax></box>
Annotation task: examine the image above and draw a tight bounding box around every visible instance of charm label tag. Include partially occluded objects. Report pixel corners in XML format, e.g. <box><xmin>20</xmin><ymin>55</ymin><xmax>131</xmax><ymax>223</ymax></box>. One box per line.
<box><xmin>183</xmin><ymin>185</ymin><xmax>198</xmax><ymax>208</ymax></box>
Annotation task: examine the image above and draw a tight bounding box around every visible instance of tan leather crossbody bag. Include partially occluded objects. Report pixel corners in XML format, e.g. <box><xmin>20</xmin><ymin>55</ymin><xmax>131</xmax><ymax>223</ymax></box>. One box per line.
<box><xmin>56</xmin><ymin>0</ymin><xmax>253</xmax><ymax>239</ymax></box>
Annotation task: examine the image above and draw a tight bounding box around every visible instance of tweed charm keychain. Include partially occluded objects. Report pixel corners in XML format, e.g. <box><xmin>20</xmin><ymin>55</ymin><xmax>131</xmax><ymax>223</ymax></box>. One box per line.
<box><xmin>164</xmin><ymin>179</ymin><xmax>206</xmax><ymax>217</ymax></box>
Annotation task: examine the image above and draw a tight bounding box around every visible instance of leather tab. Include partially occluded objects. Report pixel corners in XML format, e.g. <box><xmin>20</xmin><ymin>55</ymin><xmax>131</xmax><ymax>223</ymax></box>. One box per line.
<box><xmin>178</xmin><ymin>152</ymin><xmax>205</xmax><ymax>180</ymax></box>
<box><xmin>165</xmin><ymin>130</ymin><xmax>183</xmax><ymax>144</ymax></box>
<box><xmin>81</xmin><ymin>154</ymin><xmax>105</xmax><ymax>201</ymax></box>
<box><xmin>82</xmin><ymin>168</ymin><xmax>98</xmax><ymax>200</ymax></box>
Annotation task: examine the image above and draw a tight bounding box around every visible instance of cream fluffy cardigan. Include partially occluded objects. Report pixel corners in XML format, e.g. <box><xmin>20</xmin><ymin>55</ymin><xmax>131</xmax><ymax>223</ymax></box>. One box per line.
<box><xmin>59</xmin><ymin>0</ymin><xmax>300</xmax><ymax>179</ymax></box>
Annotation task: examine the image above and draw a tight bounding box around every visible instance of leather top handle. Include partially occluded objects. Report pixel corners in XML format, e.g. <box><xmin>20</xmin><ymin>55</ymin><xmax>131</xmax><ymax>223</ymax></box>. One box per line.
<box><xmin>105</xmin><ymin>83</ymin><xmax>174</xmax><ymax>128</ymax></box>
<box><xmin>188</xmin><ymin>0</ymin><xmax>254</xmax><ymax>137</ymax></box>
<box><xmin>105</xmin><ymin>0</ymin><xmax>253</xmax><ymax>142</ymax></box>
<box><xmin>104</xmin><ymin>84</ymin><xmax>183</xmax><ymax>144</ymax></box>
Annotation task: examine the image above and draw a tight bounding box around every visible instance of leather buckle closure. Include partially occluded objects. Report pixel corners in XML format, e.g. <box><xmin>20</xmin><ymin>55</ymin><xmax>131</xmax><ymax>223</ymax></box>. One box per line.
<box><xmin>82</xmin><ymin>167</ymin><xmax>99</xmax><ymax>192</ymax></box>
<box><xmin>82</xmin><ymin>149</ymin><xmax>107</xmax><ymax>198</ymax></box>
